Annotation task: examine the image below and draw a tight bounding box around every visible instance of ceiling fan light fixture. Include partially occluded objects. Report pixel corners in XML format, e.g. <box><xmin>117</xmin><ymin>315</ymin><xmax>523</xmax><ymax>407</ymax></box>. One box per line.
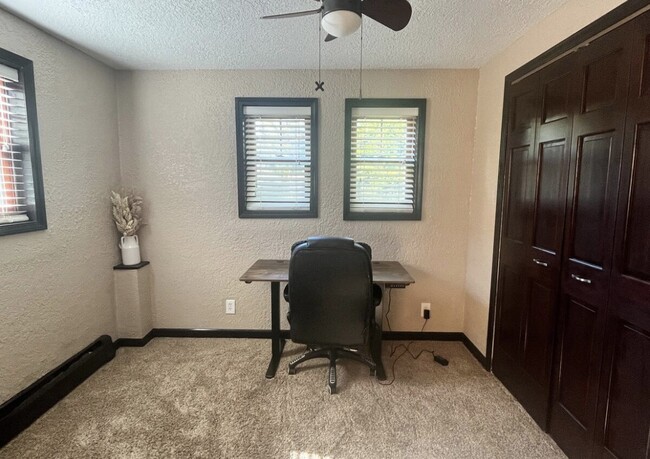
<box><xmin>321</xmin><ymin>10</ymin><xmax>362</xmax><ymax>38</ymax></box>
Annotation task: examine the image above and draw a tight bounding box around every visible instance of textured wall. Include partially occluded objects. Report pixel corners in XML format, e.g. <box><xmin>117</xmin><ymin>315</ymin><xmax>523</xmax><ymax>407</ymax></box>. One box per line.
<box><xmin>463</xmin><ymin>0</ymin><xmax>627</xmax><ymax>354</ymax></box>
<box><xmin>117</xmin><ymin>69</ymin><xmax>478</xmax><ymax>333</ymax></box>
<box><xmin>0</xmin><ymin>9</ymin><xmax>120</xmax><ymax>403</ymax></box>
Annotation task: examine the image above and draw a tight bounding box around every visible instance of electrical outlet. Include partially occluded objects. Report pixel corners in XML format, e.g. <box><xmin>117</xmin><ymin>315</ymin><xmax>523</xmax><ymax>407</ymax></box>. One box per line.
<box><xmin>226</xmin><ymin>299</ymin><xmax>236</xmax><ymax>315</ymax></box>
<box><xmin>421</xmin><ymin>302</ymin><xmax>431</xmax><ymax>318</ymax></box>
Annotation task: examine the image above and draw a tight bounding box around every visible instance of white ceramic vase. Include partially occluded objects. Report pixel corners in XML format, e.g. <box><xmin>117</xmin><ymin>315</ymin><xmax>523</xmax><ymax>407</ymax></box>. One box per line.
<box><xmin>119</xmin><ymin>235</ymin><xmax>141</xmax><ymax>266</ymax></box>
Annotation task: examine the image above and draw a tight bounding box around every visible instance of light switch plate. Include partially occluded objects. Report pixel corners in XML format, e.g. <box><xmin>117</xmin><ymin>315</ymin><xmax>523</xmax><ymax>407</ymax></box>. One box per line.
<box><xmin>226</xmin><ymin>299</ymin><xmax>236</xmax><ymax>314</ymax></box>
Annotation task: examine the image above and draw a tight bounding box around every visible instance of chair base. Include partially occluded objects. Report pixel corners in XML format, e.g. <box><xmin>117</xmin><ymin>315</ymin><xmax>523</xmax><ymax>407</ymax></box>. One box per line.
<box><xmin>288</xmin><ymin>346</ymin><xmax>376</xmax><ymax>394</ymax></box>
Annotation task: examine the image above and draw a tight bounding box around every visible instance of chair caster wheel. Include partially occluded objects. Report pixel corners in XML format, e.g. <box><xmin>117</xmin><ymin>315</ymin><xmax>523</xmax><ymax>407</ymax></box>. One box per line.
<box><xmin>328</xmin><ymin>366</ymin><xmax>337</xmax><ymax>394</ymax></box>
<box><xmin>288</xmin><ymin>367</ymin><xmax>296</xmax><ymax>375</ymax></box>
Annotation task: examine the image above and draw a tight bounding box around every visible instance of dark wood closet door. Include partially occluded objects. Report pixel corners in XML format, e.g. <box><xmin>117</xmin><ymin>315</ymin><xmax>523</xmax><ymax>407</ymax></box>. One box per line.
<box><xmin>593</xmin><ymin>12</ymin><xmax>650</xmax><ymax>458</ymax></box>
<box><xmin>548</xmin><ymin>22</ymin><xmax>633</xmax><ymax>459</ymax></box>
<box><xmin>493</xmin><ymin>76</ymin><xmax>540</xmax><ymax>416</ymax></box>
<box><xmin>492</xmin><ymin>58</ymin><xmax>575</xmax><ymax>427</ymax></box>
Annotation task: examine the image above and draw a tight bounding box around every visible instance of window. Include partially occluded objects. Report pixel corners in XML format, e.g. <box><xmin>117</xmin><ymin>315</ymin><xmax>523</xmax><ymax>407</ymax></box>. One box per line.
<box><xmin>0</xmin><ymin>49</ymin><xmax>46</xmax><ymax>236</ymax></box>
<box><xmin>236</xmin><ymin>98</ymin><xmax>318</xmax><ymax>218</ymax></box>
<box><xmin>344</xmin><ymin>98</ymin><xmax>426</xmax><ymax>221</ymax></box>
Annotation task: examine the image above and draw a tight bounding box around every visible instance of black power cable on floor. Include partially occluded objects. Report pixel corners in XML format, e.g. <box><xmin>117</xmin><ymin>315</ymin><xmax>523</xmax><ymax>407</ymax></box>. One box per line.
<box><xmin>385</xmin><ymin>286</ymin><xmax>393</xmax><ymax>332</ymax></box>
<box><xmin>378</xmin><ymin>288</ymin><xmax>439</xmax><ymax>386</ymax></box>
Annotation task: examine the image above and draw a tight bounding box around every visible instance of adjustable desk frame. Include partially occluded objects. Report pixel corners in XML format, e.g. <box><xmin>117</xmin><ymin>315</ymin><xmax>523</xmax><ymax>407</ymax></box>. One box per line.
<box><xmin>240</xmin><ymin>259</ymin><xmax>415</xmax><ymax>380</ymax></box>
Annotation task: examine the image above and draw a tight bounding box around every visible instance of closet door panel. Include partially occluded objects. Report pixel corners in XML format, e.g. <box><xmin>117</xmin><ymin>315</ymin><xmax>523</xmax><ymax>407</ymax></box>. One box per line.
<box><xmin>493</xmin><ymin>77</ymin><xmax>539</xmax><ymax>413</ymax></box>
<box><xmin>524</xmin><ymin>127</ymin><xmax>571</xmax><ymax>386</ymax></box>
<box><xmin>532</xmin><ymin>140</ymin><xmax>567</xmax><ymax>252</ymax></box>
<box><xmin>542</xmin><ymin>72</ymin><xmax>571</xmax><ymax>124</ymax></box>
<box><xmin>594</xmin><ymin>13</ymin><xmax>650</xmax><ymax>458</ymax></box>
<box><xmin>493</xmin><ymin>60</ymin><xmax>575</xmax><ymax>428</ymax></box>
<box><xmin>582</xmin><ymin>50</ymin><xmax>622</xmax><ymax>113</ymax></box>
<box><xmin>496</xmin><ymin>266</ymin><xmax>527</xmax><ymax>360</ymax></box>
<box><xmin>572</xmin><ymin>133</ymin><xmax>614</xmax><ymax>266</ymax></box>
<box><xmin>622</xmin><ymin>122</ymin><xmax>650</xmax><ymax>279</ymax></box>
<box><xmin>522</xmin><ymin>68</ymin><xmax>574</xmax><ymax>392</ymax></box>
<box><xmin>598</xmin><ymin>315</ymin><xmax>650</xmax><ymax>459</ymax></box>
<box><xmin>522</xmin><ymin>279</ymin><xmax>556</xmax><ymax>383</ymax></box>
<box><xmin>549</xmin><ymin>22</ymin><xmax>632</xmax><ymax>458</ymax></box>
<box><xmin>504</xmin><ymin>145</ymin><xmax>535</xmax><ymax>245</ymax></box>
<box><xmin>556</xmin><ymin>298</ymin><xmax>599</xmax><ymax>424</ymax></box>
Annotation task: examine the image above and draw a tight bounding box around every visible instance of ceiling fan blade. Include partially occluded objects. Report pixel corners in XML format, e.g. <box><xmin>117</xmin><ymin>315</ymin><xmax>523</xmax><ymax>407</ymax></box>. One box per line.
<box><xmin>361</xmin><ymin>0</ymin><xmax>412</xmax><ymax>31</ymax></box>
<box><xmin>261</xmin><ymin>7</ymin><xmax>323</xmax><ymax>20</ymax></box>
<box><xmin>324</xmin><ymin>34</ymin><xmax>337</xmax><ymax>42</ymax></box>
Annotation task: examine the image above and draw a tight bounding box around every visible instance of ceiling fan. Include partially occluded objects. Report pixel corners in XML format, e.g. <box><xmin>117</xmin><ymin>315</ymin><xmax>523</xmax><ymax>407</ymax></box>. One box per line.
<box><xmin>262</xmin><ymin>0</ymin><xmax>412</xmax><ymax>42</ymax></box>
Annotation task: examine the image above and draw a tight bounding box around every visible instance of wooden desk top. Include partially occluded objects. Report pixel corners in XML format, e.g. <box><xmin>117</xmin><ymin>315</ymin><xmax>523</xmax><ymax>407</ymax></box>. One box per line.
<box><xmin>239</xmin><ymin>259</ymin><xmax>415</xmax><ymax>285</ymax></box>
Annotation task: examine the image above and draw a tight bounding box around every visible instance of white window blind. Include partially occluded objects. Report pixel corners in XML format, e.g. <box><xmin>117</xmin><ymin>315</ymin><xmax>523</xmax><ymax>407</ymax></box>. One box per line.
<box><xmin>0</xmin><ymin>63</ymin><xmax>32</xmax><ymax>224</ymax></box>
<box><xmin>349</xmin><ymin>107</ymin><xmax>419</xmax><ymax>213</ymax></box>
<box><xmin>242</xmin><ymin>105</ymin><xmax>312</xmax><ymax>212</ymax></box>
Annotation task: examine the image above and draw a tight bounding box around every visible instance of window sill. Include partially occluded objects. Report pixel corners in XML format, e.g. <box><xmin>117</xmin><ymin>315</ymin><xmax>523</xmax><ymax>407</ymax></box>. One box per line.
<box><xmin>238</xmin><ymin>210</ymin><xmax>318</xmax><ymax>219</ymax></box>
<box><xmin>0</xmin><ymin>220</ymin><xmax>48</xmax><ymax>237</ymax></box>
<box><xmin>343</xmin><ymin>212</ymin><xmax>421</xmax><ymax>221</ymax></box>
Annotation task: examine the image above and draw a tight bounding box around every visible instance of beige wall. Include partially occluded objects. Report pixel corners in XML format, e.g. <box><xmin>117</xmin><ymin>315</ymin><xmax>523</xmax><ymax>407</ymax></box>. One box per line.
<box><xmin>116</xmin><ymin>69</ymin><xmax>479</xmax><ymax>333</ymax></box>
<box><xmin>463</xmin><ymin>0</ymin><xmax>627</xmax><ymax>354</ymax></box>
<box><xmin>0</xmin><ymin>9</ymin><xmax>120</xmax><ymax>403</ymax></box>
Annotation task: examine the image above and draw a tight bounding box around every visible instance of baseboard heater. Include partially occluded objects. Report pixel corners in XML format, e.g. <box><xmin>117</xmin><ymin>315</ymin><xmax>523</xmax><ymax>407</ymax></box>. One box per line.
<box><xmin>0</xmin><ymin>335</ymin><xmax>115</xmax><ymax>448</ymax></box>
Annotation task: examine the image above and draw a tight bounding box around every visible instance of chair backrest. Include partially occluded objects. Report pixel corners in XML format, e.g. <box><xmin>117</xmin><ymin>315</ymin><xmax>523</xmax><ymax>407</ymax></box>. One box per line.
<box><xmin>288</xmin><ymin>236</ymin><xmax>373</xmax><ymax>347</ymax></box>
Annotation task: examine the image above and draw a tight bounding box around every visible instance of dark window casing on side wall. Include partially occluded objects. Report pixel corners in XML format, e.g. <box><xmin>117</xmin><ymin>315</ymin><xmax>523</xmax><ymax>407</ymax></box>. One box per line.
<box><xmin>0</xmin><ymin>48</ymin><xmax>46</xmax><ymax>236</ymax></box>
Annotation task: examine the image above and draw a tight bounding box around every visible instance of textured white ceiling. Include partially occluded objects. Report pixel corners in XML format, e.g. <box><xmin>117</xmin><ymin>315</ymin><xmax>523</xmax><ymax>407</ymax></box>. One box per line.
<box><xmin>0</xmin><ymin>0</ymin><xmax>569</xmax><ymax>70</ymax></box>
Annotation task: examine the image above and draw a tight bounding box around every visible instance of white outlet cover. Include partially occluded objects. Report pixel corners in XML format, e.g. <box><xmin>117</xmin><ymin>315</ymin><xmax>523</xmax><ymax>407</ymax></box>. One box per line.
<box><xmin>226</xmin><ymin>299</ymin><xmax>236</xmax><ymax>314</ymax></box>
<box><xmin>421</xmin><ymin>302</ymin><xmax>431</xmax><ymax>318</ymax></box>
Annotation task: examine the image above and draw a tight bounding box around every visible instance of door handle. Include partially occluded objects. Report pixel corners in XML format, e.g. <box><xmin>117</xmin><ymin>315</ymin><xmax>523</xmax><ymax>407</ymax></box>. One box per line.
<box><xmin>571</xmin><ymin>274</ymin><xmax>592</xmax><ymax>284</ymax></box>
<box><xmin>533</xmin><ymin>258</ymin><xmax>548</xmax><ymax>267</ymax></box>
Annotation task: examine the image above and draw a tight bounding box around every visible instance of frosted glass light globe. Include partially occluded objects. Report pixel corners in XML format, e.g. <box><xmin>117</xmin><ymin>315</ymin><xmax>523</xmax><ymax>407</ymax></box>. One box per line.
<box><xmin>321</xmin><ymin>10</ymin><xmax>362</xmax><ymax>38</ymax></box>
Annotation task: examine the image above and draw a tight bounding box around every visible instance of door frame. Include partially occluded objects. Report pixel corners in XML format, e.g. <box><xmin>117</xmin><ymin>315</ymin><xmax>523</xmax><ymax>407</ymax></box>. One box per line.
<box><xmin>486</xmin><ymin>0</ymin><xmax>650</xmax><ymax>369</ymax></box>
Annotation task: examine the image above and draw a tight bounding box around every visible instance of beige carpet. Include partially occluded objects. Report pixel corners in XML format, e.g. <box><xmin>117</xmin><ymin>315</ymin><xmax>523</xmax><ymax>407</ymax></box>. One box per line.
<box><xmin>1</xmin><ymin>339</ymin><xmax>565</xmax><ymax>458</ymax></box>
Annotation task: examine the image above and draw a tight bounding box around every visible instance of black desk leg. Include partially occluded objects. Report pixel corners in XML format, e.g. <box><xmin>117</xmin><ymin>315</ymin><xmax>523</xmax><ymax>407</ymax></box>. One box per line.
<box><xmin>265</xmin><ymin>281</ymin><xmax>286</xmax><ymax>379</ymax></box>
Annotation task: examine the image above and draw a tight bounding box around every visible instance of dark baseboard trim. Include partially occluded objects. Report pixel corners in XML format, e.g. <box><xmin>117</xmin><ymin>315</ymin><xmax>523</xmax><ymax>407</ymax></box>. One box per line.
<box><xmin>113</xmin><ymin>329</ymin><xmax>155</xmax><ymax>348</ymax></box>
<box><xmin>151</xmin><ymin>328</ymin><xmax>291</xmax><ymax>339</ymax></box>
<box><xmin>0</xmin><ymin>335</ymin><xmax>115</xmax><ymax>448</ymax></box>
<box><xmin>462</xmin><ymin>335</ymin><xmax>489</xmax><ymax>370</ymax></box>
<box><xmin>382</xmin><ymin>331</ymin><xmax>488</xmax><ymax>368</ymax></box>
<box><xmin>382</xmin><ymin>331</ymin><xmax>464</xmax><ymax>341</ymax></box>
<box><xmin>146</xmin><ymin>328</ymin><xmax>489</xmax><ymax>368</ymax></box>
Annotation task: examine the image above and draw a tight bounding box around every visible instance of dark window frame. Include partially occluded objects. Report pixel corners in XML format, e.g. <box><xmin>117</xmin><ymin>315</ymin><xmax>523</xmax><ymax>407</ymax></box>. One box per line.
<box><xmin>344</xmin><ymin>98</ymin><xmax>426</xmax><ymax>221</ymax></box>
<box><xmin>0</xmin><ymin>48</ymin><xmax>47</xmax><ymax>236</ymax></box>
<box><xmin>235</xmin><ymin>97</ymin><xmax>319</xmax><ymax>219</ymax></box>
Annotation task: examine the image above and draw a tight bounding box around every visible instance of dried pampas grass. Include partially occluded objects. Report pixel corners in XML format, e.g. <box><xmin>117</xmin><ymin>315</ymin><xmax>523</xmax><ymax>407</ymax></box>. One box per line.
<box><xmin>111</xmin><ymin>190</ymin><xmax>143</xmax><ymax>237</ymax></box>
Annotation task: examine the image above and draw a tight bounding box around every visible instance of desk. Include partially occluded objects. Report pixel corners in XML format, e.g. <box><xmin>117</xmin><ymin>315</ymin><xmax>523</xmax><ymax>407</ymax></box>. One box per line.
<box><xmin>240</xmin><ymin>259</ymin><xmax>415</xmax><ymax>380</ymax></box>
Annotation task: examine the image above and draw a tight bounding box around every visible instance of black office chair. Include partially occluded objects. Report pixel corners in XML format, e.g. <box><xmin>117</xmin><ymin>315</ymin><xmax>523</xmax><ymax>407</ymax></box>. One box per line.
<box><xmin>285</xmin><ymin>237</ymin><xmax>377</xmax><ymax>394</ymax></box>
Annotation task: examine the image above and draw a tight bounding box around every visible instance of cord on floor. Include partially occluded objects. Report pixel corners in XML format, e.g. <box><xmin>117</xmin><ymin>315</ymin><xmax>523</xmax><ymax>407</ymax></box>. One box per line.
<box><xmin>378</xmin><ymin>288</ymin><xmax>438</xmax><ymax>386</ymax></box>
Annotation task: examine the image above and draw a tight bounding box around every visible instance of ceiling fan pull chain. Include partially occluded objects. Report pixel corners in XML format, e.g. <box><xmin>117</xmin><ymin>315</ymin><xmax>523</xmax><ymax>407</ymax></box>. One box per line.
<box><xmin>359</xmin><ymin>10</ymin><xmax>363</xmax><ymax>99</ymax></box>
<box><xmin>316</xmin><ymin>14</ymin><xmax>325</xmax><ymax>92</ymax></box>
